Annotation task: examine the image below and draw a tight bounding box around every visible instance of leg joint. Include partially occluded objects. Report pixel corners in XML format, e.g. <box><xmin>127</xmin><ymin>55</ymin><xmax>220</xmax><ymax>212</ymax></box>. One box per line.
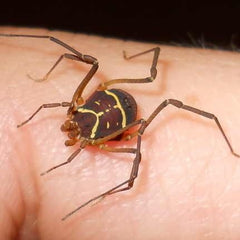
<box><xmin>168</xmin><ymin>99</ymin><xmax>184</xmax><ymax>108</ymax></box>
<box><xmin>82</xmin><ymin>55</ymin><xmax>98</xmax><ymax>65</ymax></box>
<box><xmin>138</xmin><ymin>119</ymin><xmax>147</xmax><ymax>135</ymax></box>
<box><xmin>147</xmin><ymin>76</ymin><xmax>154</xmax><ymax>82</ymax></box>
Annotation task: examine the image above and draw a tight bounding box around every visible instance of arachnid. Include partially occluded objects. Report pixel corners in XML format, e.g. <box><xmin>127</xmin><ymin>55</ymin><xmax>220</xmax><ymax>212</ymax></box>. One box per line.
<box><xmin>0</xmin><ymin>33</ymin><xmax>239</xmax><ymax>221</ymax></box>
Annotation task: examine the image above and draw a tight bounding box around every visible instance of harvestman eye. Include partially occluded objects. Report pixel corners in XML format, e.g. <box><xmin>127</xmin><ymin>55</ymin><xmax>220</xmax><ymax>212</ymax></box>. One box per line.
<box><xmin>0</xmin><ymin>33</ymin><xmax>239</xmax><ymax>221</ymax></box>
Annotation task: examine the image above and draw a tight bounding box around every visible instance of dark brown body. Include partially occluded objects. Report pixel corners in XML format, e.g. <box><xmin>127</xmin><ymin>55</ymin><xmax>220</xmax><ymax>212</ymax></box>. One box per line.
<box><xmin>72</xmin><ymin>89</ymin><xmax>137</xmax><ymax>139</ymax></box>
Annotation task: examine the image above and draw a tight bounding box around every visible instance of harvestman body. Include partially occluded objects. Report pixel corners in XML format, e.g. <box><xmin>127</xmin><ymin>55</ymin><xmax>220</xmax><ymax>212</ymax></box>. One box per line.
<box><xmin>0</xmin><ymin>33</ymin><xmax>239</xmax><ymax>220</ymax></box>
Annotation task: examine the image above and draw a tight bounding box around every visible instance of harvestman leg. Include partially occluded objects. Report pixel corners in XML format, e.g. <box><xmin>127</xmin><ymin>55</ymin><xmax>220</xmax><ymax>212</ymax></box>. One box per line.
<box><xmin>124</xmin><ymin>99</ymin><xmax>240</xmax><ymax>156</ymax></box>
<box><xmin>99</xmin><ymin>47</ymin><xmax>160</xmax><ymax>89</ymax></box>
<box><xmin>62</xmin><ymin>133</ymin><xmax>143</xmax><ymax>221</ymax></box>
<box><xmin>0</xmin><ymin>34</ymin><xmax>99</xmax><ymax>112</ymax></box>
<box><xmin>40</xmin><ymin>140</ymin><xmax>88</xmax><ymax>176</ymax></box>
<box><xmin>116</xmin><ymin>98</ymin><xmax>240</xmax><ymax>195</ymax></box>
<box><xmin>17</xmin><ymin>102</ymin><xmax>71</xmax><ymax>128</ymax></box>
<box><xmin>28</xmin><ymin>53</ymin><xmax>90</xmax><ymax>82</ymax></box>
<box><xmin>40</xmin><ymin>119</ymin><xmax>145</xmax><ymax>176</ymax></box>
<box><xmin>97</xmin><ymin>46</ymin><xmax>160</xmax><ymax>141</ymax></box>
<box><xmin>62</xmin><ymin>98</ymin><xmax>240</xmax><ymax>220</ymax></box>
<box><xmin>108</xmin><ymin>99</ymin><xmax>240</xmax><ymax>194</ymax></box>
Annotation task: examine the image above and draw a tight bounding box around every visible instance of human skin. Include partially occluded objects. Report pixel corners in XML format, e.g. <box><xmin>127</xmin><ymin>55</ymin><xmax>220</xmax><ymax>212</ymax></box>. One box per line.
<box><xmin>0</xmin><ymin>27</ymin><xmax>240</xmax><ymax>240</ymax></box>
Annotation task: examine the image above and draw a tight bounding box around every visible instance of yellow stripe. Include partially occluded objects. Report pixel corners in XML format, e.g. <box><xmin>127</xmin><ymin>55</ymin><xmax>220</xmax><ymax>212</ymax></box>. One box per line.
<box><xmin>77</xmin><ymin>108</ymin><xmax>103</xmax><ymax>138</ymax></box>
<box><xmin>105</xmin><ymin>90</ymin><xmax>126</xmax><ymax>128</ymax></box>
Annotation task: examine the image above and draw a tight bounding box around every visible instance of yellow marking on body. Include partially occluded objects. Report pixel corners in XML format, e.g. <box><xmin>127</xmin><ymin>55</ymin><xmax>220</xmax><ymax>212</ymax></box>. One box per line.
<box><xmin>105</xmin><ymin>90</ymin><xmax>126</xmax><ymax>127</ymax></box>
<box><xmin>105</xmin><ymin>109</ymin><xmax>110</xmax><ymax>112</ymax></box>
<box><xmin>106</xmin><ymin>121</ymin><xmax>110</xmax><ymax>129</ymax></box>
<box><xmin>78</xmin><ymin>108</ymin><xmax>104</xmax><ymax>138</ymax></box>
<box><xmin>94</xmin><ymin>101</ymin><xmax>100</xmax><ymax>105</ymax></box>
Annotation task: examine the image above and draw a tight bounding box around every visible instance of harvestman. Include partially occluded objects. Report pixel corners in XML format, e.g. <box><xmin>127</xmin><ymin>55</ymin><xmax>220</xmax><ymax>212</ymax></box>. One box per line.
<box><xmin>0</xmin><ymin>33</ymin><xmax>239</xmax><ymax>220</ymax></box>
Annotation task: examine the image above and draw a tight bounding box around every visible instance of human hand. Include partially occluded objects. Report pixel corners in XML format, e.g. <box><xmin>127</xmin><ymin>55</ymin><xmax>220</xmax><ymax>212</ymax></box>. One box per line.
<box><xmin>0</xmin><ymin>27</ymin><xmax>240</xmax><ymax>240</ymax></box>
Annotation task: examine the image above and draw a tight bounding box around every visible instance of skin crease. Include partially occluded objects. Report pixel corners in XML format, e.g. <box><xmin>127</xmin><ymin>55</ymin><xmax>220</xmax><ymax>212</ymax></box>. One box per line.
<box><xmin>0</xmin><ymin>27</ymin><xmax>240</xmax><ymax>240</ymax></box>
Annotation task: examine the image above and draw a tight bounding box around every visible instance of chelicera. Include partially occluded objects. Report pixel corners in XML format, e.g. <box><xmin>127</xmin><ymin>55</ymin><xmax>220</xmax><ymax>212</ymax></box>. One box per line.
<box><xmin>0</xmin><ymin>33</ymin><xmax>239</xmax><ymax>221</ymax></box>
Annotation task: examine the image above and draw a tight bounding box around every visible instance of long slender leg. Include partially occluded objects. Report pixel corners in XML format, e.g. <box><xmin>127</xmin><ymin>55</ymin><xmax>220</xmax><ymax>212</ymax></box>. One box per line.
<box><xmin>40</xmin><ymin>140</ymin><xmax>88</xmax><ymax>176</ymax></box>
<box><xmin>17</xmin><ymin>102</ymin><xmax>71</xmax><ymax>128</ymax></box>
<box><xmin>99</xmin><ymin>47</ymin><xmax>160</xmax><ymax>89</ymax></box>
<box><xmin>99</xmin><ymin>144</ymin><xmax>137</xmax><ymax>154</ymax></box>
<box><xmin>62</xmin><ymin>98</ymin><xmax>240</xmax><ymax>219</ymax></box>
<box><xmin>41</xmin><ymin>122</ymin><xmax>142</xmax><ymax>177</ymax></box>
<box><xmin>140</xmin><ymin>99</ymin><xmax>239</xmax><ymax>157</ymax></box>
<box><xmin>62</xmin><ymin>134</ymin><xmax>143</xmax><ymax>221</ymax></box>
<box><xmin>28</xmin><ymin>53</ymin><xmax>84</xmax><ymax>82</ymax></box>
<box><xmin>107</xmin><ymin>134</ymin><xmax>142</xmax><ymax>194</ymax></box>
<box><xmin>0</xmin><ymin>34</ymin><xmax>99</xmax><ymax>110</ymax></box>
<box><xmin>0</xmin><ymin>34</ymin><xmax>97</xmax><ymax>63</ymax></box>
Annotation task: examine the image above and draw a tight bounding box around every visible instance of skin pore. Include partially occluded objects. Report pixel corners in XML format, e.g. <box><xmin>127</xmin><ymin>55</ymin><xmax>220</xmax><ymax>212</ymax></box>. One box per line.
<box><xmin>0</xmin><ymin>27</ymin><xmax>240</xmax><ymax>240</ymax></box>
